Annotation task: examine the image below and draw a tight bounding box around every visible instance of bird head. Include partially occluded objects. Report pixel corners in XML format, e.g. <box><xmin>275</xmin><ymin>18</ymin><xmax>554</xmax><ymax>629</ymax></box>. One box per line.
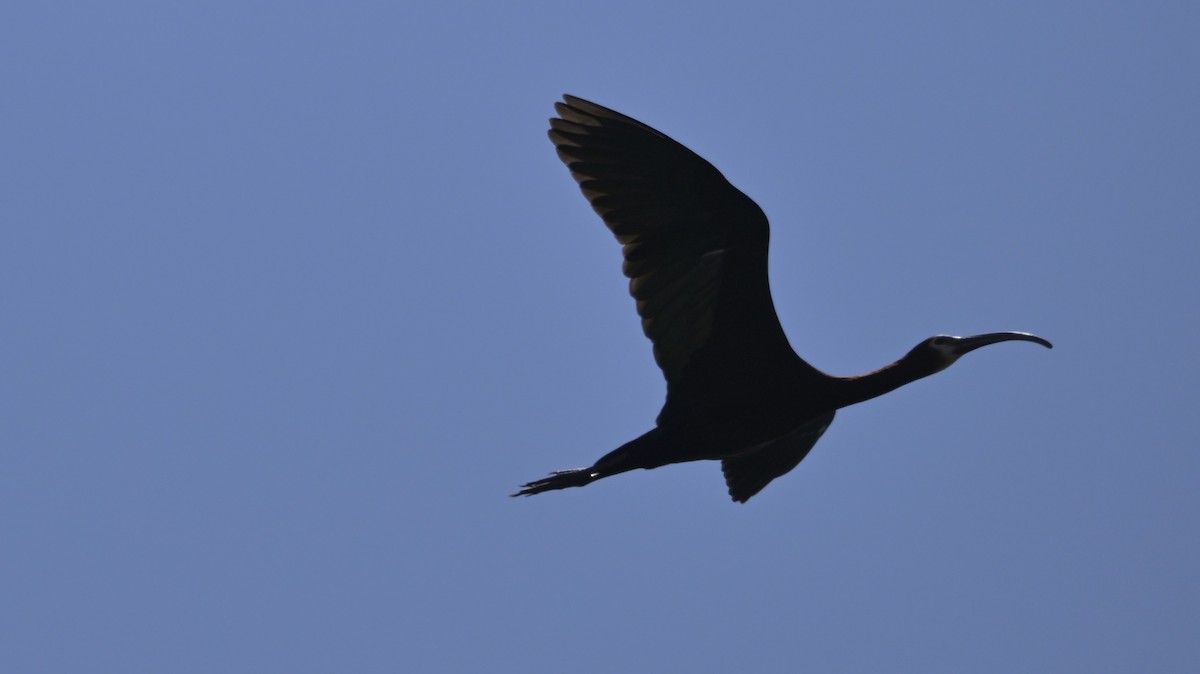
<box><xmin>907</xmin><ymin>332</ymin><xmax>1054</xmax><ymax>376</ymax></box>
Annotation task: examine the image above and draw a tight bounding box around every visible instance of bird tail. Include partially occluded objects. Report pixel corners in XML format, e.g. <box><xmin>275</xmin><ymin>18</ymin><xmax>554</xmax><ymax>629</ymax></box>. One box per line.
<box><xmin>511</xmin><ymin>468</ymin><xmax>599</xmax><ymax>497</ymax></box>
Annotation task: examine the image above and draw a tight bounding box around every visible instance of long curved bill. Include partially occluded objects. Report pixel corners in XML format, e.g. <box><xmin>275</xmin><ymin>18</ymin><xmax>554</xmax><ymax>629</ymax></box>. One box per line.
<box><xmin>955</xmin><ymin>332</ymin><xmax>1054</xmax><ymax>356</ymax></box>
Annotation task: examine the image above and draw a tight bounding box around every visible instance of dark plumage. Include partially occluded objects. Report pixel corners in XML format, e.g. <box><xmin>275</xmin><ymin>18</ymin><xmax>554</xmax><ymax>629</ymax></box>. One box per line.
<box><xmin>515</xmin><ymin>96</ymin><xmax>1051</xmax><ymax>503</ymax></box>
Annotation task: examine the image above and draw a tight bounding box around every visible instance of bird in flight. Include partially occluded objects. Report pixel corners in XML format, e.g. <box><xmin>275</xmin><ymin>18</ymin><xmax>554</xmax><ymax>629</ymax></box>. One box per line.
<box><xmin>515</xmin><ymin>95</ymin><xmax>1051</xmax><ymax>503</ymax></box>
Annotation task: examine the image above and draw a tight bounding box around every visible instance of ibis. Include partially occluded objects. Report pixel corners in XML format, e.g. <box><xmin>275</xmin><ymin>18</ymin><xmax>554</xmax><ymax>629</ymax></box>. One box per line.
<box><xmin>514</xmin><ymin>96</ymin><xmax>1051</xmax><ymax>503</ymax></box>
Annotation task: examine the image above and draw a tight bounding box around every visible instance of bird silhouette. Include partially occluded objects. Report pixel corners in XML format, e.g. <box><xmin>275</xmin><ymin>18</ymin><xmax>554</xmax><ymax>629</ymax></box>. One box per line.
<box><xmin>514</xmin><ymin>95</ymin><xmax>1052</xmax><ymax>503</ymax></box>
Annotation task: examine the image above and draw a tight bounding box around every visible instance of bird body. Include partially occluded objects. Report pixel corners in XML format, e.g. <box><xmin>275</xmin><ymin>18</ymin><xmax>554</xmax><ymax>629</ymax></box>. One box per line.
<box><xmin>515</xmin><ymin>96</ymin><xmax>1051</xmax><ymax>503</ymax></box>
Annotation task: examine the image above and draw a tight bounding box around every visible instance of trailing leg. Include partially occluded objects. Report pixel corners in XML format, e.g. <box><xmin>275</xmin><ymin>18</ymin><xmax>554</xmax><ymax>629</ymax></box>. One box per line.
<box><xmin>511</xmin><ymin>428</ymin><xmax>665</xmax><ymax>497</ymax></box>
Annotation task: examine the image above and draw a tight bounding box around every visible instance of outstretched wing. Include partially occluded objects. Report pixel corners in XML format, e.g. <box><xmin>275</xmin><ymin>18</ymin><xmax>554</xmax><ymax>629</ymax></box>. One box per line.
<box><xmin>721</xmin><ymin>412</ymin><xmax>835</xmax><ymax>503</ymax></box>
<box><xmin>548</xmin><ymin>96</ymin><xmax>825</xmax><ymax>424</ymax></box>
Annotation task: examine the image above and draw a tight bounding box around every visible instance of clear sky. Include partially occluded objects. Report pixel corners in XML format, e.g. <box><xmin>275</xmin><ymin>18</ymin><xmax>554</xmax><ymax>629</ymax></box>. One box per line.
<box><xmin>3</xmin><ymin>2</ymin><xmax>1197</xmax><ymax>672</ymax></box>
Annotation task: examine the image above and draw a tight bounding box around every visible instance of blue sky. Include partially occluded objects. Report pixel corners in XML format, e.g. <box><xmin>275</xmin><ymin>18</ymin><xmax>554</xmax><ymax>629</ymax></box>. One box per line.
<box><xmin>2</xmin><ymin>2</ymin><xmax>1197</xmax><ymax>672</ymax></box>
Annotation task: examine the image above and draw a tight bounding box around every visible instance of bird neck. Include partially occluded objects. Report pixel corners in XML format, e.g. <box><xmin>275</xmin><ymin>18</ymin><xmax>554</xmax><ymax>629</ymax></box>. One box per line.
<box><xmin>831</xmin><ymin>357</ymin><xmax>932</xmax><ymax>409</ymax></box>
